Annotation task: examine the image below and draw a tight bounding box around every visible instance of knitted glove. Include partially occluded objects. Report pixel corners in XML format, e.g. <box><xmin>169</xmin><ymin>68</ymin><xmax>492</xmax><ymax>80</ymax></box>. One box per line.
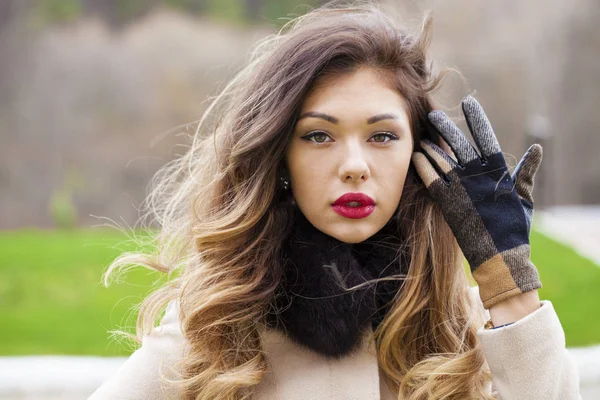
<box><xmin>411</xmin><ymin>95</ymin><xmax>543</xmax><ymax>309</ymax></box>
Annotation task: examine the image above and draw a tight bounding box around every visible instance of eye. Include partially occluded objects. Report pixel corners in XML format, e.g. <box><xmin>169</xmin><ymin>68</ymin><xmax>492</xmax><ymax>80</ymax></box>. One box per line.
<box><xmin>301</xmin><ymin>131</ymin><xmax>399</xmax><ymax>145</ymax></box>
<box><xmin>370</xmin><ymin>132</ymin><xmax>399</xmax><ymax>144</ymax></box>
<box><xmin>301</xmin><ymin>131</ymin><xmax>333</xmax><ymax>144</ymax></box>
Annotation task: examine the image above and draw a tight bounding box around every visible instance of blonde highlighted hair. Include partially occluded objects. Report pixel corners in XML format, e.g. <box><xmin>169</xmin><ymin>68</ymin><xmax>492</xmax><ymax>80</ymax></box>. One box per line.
<box><xmin>104</xmin><ymin>1</ymin><xmax>494</xmax><ymax>398</ymax></box>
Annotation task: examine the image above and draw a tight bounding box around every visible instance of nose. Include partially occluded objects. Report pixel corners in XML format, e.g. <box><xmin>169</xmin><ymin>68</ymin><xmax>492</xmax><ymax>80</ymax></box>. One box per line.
<box><xmin>338</xmin><ymin>140</ymin><xmax>370</xmax><ymax>183</ymax></box>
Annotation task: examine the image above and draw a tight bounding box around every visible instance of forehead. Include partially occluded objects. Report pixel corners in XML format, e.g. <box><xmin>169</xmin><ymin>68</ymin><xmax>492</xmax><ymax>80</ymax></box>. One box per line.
<box><xmin>300</xmin><ymin>68</ymin><xmax>409</xmax><ymax>115</ymax></box>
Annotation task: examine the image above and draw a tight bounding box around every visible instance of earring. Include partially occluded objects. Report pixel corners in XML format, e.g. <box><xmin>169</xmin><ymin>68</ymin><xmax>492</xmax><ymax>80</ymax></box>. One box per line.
<box><xmin>279</xmin><ymin>176</ymin><xmax>290</xmax><ymax>191</ymax></box>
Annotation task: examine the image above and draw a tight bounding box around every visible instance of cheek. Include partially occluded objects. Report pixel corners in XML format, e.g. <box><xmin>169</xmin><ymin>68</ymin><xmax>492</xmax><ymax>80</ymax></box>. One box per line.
<box><xmin>293</xmin><ymin>163</ymin><xmax>328</xmax><ymax>196</ymax></box>
<box><xmin>381</xmin><ymin>154</ymin><xmax>412</xmax><ymax>196</ymax></box>
<box><xmin>287</xmin><ymin>148</ymin><xmax>325</xmax><ymax>195</ymax></box>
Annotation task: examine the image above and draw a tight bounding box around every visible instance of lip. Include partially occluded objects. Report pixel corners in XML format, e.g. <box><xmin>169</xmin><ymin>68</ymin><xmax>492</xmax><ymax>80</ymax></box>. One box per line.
<box><xmin>331</xmin><ymin>192</ymin><xmax>376</xmax><ymax>219</ymax></box>
<box><xmin>333</xmin><ymin>192</ymin><xmax>375</xmax><ymax>206</ymax></box>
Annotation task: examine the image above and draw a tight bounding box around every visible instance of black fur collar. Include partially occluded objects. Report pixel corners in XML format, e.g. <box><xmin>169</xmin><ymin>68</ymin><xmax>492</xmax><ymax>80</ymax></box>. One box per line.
<box><xmin>266</xmin><ymin>208</ymin><xmax>409</xmax><ymax>359</ymax></box>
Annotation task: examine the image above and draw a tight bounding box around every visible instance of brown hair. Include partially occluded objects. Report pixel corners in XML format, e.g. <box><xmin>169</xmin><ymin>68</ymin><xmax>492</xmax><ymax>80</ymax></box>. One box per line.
<box><xmin>104</xmin><ymin>1</ymin><xmax>494</xmax><ymax>398</ymax></box>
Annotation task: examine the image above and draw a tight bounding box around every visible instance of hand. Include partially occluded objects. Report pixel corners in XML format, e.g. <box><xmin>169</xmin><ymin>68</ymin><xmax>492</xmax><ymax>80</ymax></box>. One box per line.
<box><xmin>411</xmin><ymin>95</ymin><xmax>543</xmax><ymax>309</ymax></box>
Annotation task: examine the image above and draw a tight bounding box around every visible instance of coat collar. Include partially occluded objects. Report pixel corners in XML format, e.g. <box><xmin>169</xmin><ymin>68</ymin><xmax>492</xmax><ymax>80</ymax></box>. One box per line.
<box><xmin>253</xmin><ymin>324</ymin><xmax>397</xmax><ymax>400</ymax></box>
<box><xmin>252</xmin><ymin>286</ymin><xmax>485</xmax><ymax>399</ymax></box>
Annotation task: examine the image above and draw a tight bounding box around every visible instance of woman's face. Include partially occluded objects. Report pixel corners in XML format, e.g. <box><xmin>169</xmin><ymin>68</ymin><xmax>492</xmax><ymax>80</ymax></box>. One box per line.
<box><xmin>285</xmin><ymin>67</ymin><xmax>414</xmax><ymax>243</ymax></box>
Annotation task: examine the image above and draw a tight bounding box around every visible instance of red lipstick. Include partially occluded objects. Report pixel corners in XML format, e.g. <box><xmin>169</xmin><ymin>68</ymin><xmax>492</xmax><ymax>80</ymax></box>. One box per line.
<box><xmin>332</xmin><ymin>192</ymin><xmax>376</xmax><ymax>219</ymax></box>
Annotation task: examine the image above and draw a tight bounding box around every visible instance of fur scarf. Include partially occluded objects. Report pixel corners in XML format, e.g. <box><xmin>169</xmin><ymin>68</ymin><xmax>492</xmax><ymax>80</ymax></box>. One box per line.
<box><xmin>266</xmin><ymin>207</ymin><xmax>409</xmax><ymax>359</ymax></box>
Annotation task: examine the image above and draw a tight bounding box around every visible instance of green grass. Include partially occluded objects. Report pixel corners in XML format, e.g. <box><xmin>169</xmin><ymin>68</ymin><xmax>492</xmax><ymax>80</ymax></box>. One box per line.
<box><xmin>529</xmin><ymin>228</ymin><xmax>600</xmax><ymax>347</ymax></box>
<box><xmin>461</xmin><ymin>227</ymin><xmax>600</xmax><ymax>347</ymax></box>
<box><xmin>0</xmin><ymin>228</ymin><xmax>167</xmax><ymax>356</ymax></box>
<box><xmin>0</xmin><ymin>225</ymin><xmax>599</xmax><ymax>356</ymax></box>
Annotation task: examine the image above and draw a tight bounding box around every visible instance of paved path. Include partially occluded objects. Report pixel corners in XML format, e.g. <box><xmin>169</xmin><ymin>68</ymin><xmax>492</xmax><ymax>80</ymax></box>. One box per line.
<box><xmin>535</xmin><ymin>205</ymin><xmax>600</xmax><ymax>267</ymax></box>
<box><xmin>1</xmin><ymin>346</ymin><xmax>600</xmax><ymax>399</ymax></box>
<box><xmin>0</xmin><ymin>356</ymin><xmax>125</xmax><ymax>399</ymax></box>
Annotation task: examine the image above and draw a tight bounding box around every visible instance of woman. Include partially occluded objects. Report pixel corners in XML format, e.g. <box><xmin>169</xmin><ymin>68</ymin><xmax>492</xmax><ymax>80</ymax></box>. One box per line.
<box><xmin>90</xmin><ymin>1</ymin><xmax>581</xmax><ymax>399</ymax></box>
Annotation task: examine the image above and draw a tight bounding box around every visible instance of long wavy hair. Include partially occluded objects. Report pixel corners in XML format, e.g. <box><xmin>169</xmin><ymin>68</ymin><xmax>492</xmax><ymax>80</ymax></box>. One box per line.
<box><xmin>104</xmin><ymin>1</ymin><xmax>494</xmax><ymax>399</ymax></box>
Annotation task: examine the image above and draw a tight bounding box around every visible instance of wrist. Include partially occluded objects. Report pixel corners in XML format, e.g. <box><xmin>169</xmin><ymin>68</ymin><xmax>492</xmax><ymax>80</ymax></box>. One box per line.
<box><xmin>488</xmin><ymin>289</ymin><xmax>541</xmax><ymax>326</ymax></box>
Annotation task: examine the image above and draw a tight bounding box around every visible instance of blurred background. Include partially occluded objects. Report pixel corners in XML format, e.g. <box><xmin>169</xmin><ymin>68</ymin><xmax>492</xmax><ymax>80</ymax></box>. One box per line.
<box><xmin>0</xmin><ymin>0</ymin><xmax>599</xmax><ymax>398</ymax></box>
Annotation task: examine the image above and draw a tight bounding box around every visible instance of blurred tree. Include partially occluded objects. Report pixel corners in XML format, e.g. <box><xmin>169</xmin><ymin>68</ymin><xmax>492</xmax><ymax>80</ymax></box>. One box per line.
<box><xmin>81</xmin><ymin>0</ymin><xmax>159</xmax><ymax>29</ymax></box>
<box><xmin>1</xmin><ymin>0</ymin><xmax>331</xmax><ymax>29</ymax></box>
<box><xmin>50</xmin><ymin>187</ymin><xmax>78</xmax><ymax>230</ymax></box>
<box><xmin>33</xmin><ymin>0</ymin><xmax>82</xmax><ymax>25</ymax></box>
<box><xmin>165</xmin><ymin>0</ymin><xmax>207</xmax><ymax>14</ymax></box>
<box><xmin>49</xmin><ymin>167</ymin><xmax>84</xmax><ymax>230</ymax></box>
<box><xmin>0</xmin><ymin>0</ymin><xmax>14</xmax><ymax>27</ymax></box>
<box><xmin>244</xmin><ymin>0</ymin><xmax>261</xmax><ymax>21</ymax></box>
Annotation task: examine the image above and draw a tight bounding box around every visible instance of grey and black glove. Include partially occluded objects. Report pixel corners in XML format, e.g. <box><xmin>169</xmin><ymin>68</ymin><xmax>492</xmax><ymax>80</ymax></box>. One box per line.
<box><xmin>412</xmin><ymin>95</ymin><xmax>543</xmax><ymax>309</ymax></box>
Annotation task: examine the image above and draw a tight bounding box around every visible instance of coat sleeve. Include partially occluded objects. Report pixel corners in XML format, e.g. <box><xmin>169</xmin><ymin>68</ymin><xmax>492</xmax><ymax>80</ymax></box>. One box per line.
<box><xmin>468</xmin><ymin>286</ymin><xmax>582</xmax><ymax>400</ymax></box>
<box><xmin>88</xmin><ymin>300</ymin><xmax>187</xmax><ymax>400</ymax></box>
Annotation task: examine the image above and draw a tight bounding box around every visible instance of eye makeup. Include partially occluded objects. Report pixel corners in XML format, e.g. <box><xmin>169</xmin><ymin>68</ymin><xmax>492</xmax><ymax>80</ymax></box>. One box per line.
<box><xmin>300</xmin><ymin>130</ymin><xmax>400</xmax><ymax>145</ymax></box>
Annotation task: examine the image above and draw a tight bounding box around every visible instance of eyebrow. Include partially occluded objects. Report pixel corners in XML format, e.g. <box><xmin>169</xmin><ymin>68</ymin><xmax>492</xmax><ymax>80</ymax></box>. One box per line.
<box><xmin>297</xmin><ymin>111</ymin><xmax>400</xmax><ymax>125</ymax></box>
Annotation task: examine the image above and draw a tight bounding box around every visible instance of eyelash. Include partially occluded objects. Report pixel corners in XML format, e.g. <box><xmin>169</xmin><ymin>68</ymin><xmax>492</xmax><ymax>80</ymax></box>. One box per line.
<box><xmin>301</xmin><ymin>131</ymin><xmax>399</xmax><ymax>145</ymax></box>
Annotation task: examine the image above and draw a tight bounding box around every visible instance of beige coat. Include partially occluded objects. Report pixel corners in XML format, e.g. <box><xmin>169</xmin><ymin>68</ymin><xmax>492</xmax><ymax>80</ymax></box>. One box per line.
<box><xmin>89</xmin><ymin>286</ymin><xmax>582</xmax><ymax>399</ymax></box>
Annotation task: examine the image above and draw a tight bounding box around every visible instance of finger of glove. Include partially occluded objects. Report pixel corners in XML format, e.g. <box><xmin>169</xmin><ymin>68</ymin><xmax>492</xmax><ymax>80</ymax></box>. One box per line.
<box><xmin>511</xmin><ymin>143</ymin><xmax>543</xmax><ymax>205</ymax></box>
<box><xmin>428</xmin><ymin>110</ymin><xmax>481</xmax><ymax>166</ymax></box>
<box><xmin>411</xmin><ymin>151</ymin><xmax>441</xmax><ymax>189</ymax></box>
<box><xmin>461</xmin><ymin>96</ymin><xmax>502</xmax><ymax>160</ymax></box>
<box><xmin>420</xmin><ymin>139</ymin><xmax>459</xmax><ymax>175</ymax></box>
<box><xmin>522</xmin><ymin>199</ymin><xmax>534</xmax><ymax>237</ymax></box>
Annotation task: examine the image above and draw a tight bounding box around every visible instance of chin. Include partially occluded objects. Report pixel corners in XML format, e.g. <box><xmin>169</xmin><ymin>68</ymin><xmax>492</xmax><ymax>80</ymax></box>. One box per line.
<box><xmin>330</xmin><ymin>227</ymin><xmax>378</xmax><ymax>244</ymax></box>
